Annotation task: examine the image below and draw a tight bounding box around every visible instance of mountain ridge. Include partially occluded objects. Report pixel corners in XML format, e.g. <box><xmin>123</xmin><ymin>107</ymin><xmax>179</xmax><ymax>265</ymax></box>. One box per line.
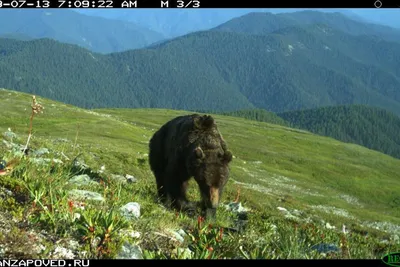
<box><xmin>74</xmin><ymin>9</ymin><xmax>400</xmax><ymax>39</ymax></box>
<box><xmin>0</xmin><ymin>9</ymin><xmax>166</xmax><ymax>53</ymax></box>
<box><xmin>2</xmin><ymin>12</ymin><xmax>400</xmax><ymax>116</ymax></box>
<box><xmin>212</xmin><ymin>11</ymin><xmax>400</xmax><ymax>44</ymax></box>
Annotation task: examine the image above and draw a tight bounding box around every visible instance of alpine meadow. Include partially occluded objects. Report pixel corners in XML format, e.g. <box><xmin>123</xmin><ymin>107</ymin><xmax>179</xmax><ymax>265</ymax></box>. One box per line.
<box><xmin>0</xmin><ymin>8</ymin><xmax>399</xmax><ymax>260</ymax></box>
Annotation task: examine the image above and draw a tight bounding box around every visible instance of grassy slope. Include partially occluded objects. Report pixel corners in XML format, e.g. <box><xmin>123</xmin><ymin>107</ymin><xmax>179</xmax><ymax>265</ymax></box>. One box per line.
<box><xmin>95</xmin><ymin>108</ymin><xmax>400</xmax><ymax>222</ymax></box>
<box><xmin>1</xmin><ymin>89</ymin><xmax>399</xmax><ymax>259</ymax></box>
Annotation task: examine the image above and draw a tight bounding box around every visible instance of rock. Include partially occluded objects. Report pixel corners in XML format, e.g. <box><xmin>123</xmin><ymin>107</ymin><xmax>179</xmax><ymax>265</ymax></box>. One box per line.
<box><xmin>0</xmin><ymin>246</ymin><xmax>5</xmax><ymax>258</ymax></box>
<box><xmin>111</xmin><ymin>174</ymin><xmax>127</xmax><ymax>183</ymax></box>
<box><xmin>177</xmin><ymin>229</ymin><xmax>187</xmax><ymax>238</ymax></box>
<box><xmin>311</xmin><ymin>243</ymin><xmax>339</xmax><ymax>254</ymax></box>
<box><xmin>71</xmin><ymin>160</ymin><xmax>103</xmax><ymax>180</ymax></box>
<box><xmin>325</xmin><ymin>223</ymin><xmax>336</xmax><ymax>229</ymax></box>
<box><xmin>34</xmin><ymin>244</ymin><xmax>46</xmax><ymax>254</ymax></box>
<box><xmin>99</xmin><ymin>165</ymin><xmax>106</xmax><ymax>173</ymax></box>
<box><xmin>2</xmin><ymin>140</ymin><xmax>24</xmax><ymax>155</ymax></box>
<box><xmin>0</xmin><ymin>188</ymin><xmax>13</xmax><ymax>198</ymax></box>
<box><xmin>29</xmin><ymin>158</ymin><xmax>63</xmax><ymax>166</ymax></box>
<box><xmin>121</xmin><ymin>230</ymin><xmax>141</xmax><ymax>239</ymax></box>
<box><xmin>32</xmin><ymin>148</ymin><xmax>50</xmax><ymax>156</ymax></box>
<box><xmin>68</xmin><ymin>174</ymin><xmax>97</xmax><ymax>186</ymax></box>
<box><xmin>116</xmin><ymin>242</ymin><xmax>143</xmax><ymax>259</ymax></box>
<box><xmin>153</xmin><ymin>230</ymin><xmax>185</xmax><ymax>245</ymax></box>
<box><xmin>224</xmin><ymin>202</ymin><xmax>249</xmax><ymax>233</ymax></box>
<box><xmin>292</xmin><ymin>209</ymin><xmax>303</xmax><ymax>217</ymax></box>
<box><xmin>120</xmin><ymin>202</ymin><xmax>141</xmax><ymax>220</ymax></box>
<box><xmin>284</xmin><ymin>213</ymin><xmax>300</xmax><ymax>221</ymax></box>
<box><xmin>224</xmin><ymin>202</ymin><xmax>249</xmax><ymax>214</ymax></box>
<box><xmin>52</xmin><ymin>239</ymin><xmax>80</xmax><ymax>259</ymax></box>
<box><xmin>277</xmin><ymin>207</ymin><xmax>288</xmax><ymax>212</ymax></box>
<box><xmin>73</xmin><ymin>159</ymin><xmax>90</xmax><ymax>171</ymax></box>
<box><xmin>110</xmin><ymin>174</ymin><xmax>137</xmax><ymax>184</ymax></box>
<box><xmin>68</xmin><ymin>189</ymin><xmax>105</xmax><ymax>202</ymax></box>
<box><xmin>73</xmin><ymin>213</ymin><xmax>81</xmax><ymax>221</ymax></box>
<box><xmin>166</xmin><ymin>229</ymin><xmax>187</xmax><ymax>243</ymax></box>
<box><xmin>277</xmin><ymin>206</ymin><xmax>301</xmax><ymax>221</ymax></box>
<box><xmin>3</xmin><ymin>130</ymin><xmax>17</xmax><ymax>141</ymax></box>
<box><xmin>2</xmin><ymin>140</ymin><xmax>15</xmax><ymax>149</ymax></box>
<box><xmin>125</xmin><ymin>174</ymin><xmax>137</xmax><ymax>183</ymax></box>
<box><xmin>29</xmin><ymin>158</ymin><xmax>48</xmax><ymax>166</ymax></box>
<box><xmin>361</xmin><ymin>221</ymin><xmax>400</xmax><ymax>234</ymax></box>
<box><xmin>50</xmin><ymin>246</ymin><xmax>75</xmax><ymax>259</ymax></box>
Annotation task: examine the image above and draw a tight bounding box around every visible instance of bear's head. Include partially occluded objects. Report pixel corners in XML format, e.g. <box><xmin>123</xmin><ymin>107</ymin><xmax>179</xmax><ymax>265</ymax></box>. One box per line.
<box><xmin>192</xmin><ymin>146</ymin><xmax>232</xmax><ymax>218</ymax></box>
<box><xmin>188</xmin><ymin>115</ymin><xmax>233</xmax><ymax>218</ymax></box>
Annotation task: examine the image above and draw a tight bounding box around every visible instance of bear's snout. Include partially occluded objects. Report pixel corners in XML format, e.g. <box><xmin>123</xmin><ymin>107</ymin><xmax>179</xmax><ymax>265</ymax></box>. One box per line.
<box><xmin>210</xmin><ymin>186</ymin><xmax>220</xmax><ymax>209</ymax></box>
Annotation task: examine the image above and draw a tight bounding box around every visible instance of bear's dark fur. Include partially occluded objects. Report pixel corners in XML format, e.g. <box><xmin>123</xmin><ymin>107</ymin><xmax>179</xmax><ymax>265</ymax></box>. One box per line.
<box><xmin>149</xmin><ymin>114</ymin><xmax>233</xmax><ymax>218</ymax></box>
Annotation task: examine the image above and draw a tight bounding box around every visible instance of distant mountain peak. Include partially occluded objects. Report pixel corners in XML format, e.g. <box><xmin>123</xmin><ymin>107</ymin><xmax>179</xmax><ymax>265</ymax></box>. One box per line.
<box><xmin>0</xmin><ymin>9</ymin><xmax>165</xmax><ymax>54</ymax></box>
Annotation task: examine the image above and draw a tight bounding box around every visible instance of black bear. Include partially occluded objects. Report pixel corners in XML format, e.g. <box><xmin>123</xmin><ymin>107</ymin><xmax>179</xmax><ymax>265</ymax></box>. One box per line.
<box><xmin>149</xmin><ymin>114</ymin><xmax>233</xmax><ymax>218</ymax></box>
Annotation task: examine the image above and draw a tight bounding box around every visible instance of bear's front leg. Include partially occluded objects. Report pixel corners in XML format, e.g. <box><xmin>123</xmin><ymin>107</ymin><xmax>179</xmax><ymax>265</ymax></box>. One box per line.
<box><xmin>199</xmin><ymin>200</ymin><xmax>217</xmax><ymax>220</ymax></box>
<box><xmin>164</xmin><ymin>177</ymin><xmax>194</xmax><ymax>213</ymax></box>
<box><xmin>176</xmin><ymin>180</ymin><xmax>197</xmax><ymax>216</ymax></box>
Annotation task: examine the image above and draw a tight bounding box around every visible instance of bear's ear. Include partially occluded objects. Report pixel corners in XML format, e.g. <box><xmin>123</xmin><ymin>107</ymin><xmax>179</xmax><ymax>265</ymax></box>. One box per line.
<box><xmin>201</xmin><ymin>115</ymin><xmax>215</xmax><ymax>129</ymax></box>
<box><xmin>194</xmin><ymin>146</ymin><xmax>205</xmax><ymax>159</ymax></box>
<box><xmin>193</xmin><ymin>117</ymin><xmax>202</xmax><ymax>129</ymax></box>
<box><xmin>194</xmin><ymin>115</ymin><xmax>214</xmax><ymax>129</ymax></box>
<box><xmin>222</xmin><ymin>150</ymin><xmax>233</xmax><ymax>163</ymax></box>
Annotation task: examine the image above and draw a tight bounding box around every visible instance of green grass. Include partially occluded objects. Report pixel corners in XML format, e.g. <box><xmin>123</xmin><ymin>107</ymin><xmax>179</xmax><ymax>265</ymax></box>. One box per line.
<box><xmin>0</xmin><ymin>88</ymin><xmax>399</xmax><ymax>259</ymax></box>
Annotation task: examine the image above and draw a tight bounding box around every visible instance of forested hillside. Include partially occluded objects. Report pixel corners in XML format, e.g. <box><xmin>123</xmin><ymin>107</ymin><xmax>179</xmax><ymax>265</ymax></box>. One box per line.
<box><xmin>1</xmin><ymin>12</ymin><xmax>400</xmax><ymax>115</ymax></box>
<box><xmin>211</xmin><ymin>105</ymin><xmax>400</xmax><ymax>160</ymax></box>
<box><xmin>278</xmin><ymin>105</ymin><xmax>400</xmax><ymax>159</ymax></box>
<box><xmin>0</xmin><ymin>37</ymin><xmax>253</xmax><ymax>111</ymax></box>
<box><xmin>218</xmin><ymin>109</ymin><xmax>289</xmax><ymax>127</ymax></box>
